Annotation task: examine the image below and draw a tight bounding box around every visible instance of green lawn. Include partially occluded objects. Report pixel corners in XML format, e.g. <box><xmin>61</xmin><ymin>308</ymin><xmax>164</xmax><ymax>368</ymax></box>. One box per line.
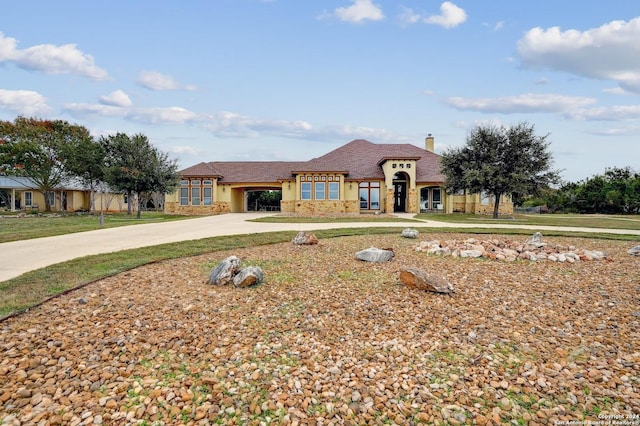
<box><xmin>416</xmin><ymin>213</ymin><xmax>640</xmax><ymax>230</ymax></box>
<box><xmin>0</xmin><ymin>212</ymin><xmax>193</xmax><ymax>243</ymax></box>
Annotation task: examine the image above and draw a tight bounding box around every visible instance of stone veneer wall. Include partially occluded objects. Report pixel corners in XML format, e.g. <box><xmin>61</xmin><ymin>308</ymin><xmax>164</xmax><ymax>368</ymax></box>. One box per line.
<box><xmin>165</xmin><ymin>201</ymin><xmax>231</xmax><ymax>215</ymax></box>
<box><xmin>466</xmin><ymin>201</ymin><xmax>513</xmax><ymax>216</ymax></box>
<box><xmin>281</xmin><ymin>200</ymin><xmax>359</xmax><ymax>215</ymax></box>
<box><xmin>408</xmin><ymin>189</ymin><xmax>418</xmax><ymax>213</ymax></box>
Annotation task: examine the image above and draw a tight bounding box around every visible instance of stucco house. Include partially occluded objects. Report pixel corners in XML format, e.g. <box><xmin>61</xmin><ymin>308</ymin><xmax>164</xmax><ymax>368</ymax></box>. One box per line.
<box><xmin>165</xmin><ymin>137</ymin><xmax>513</xmax><ymax>216</ymax></box>
<box><xmin>0</xmin><ymin>176</ymin><xmax>128</xmax><ymax>213</ymax></box>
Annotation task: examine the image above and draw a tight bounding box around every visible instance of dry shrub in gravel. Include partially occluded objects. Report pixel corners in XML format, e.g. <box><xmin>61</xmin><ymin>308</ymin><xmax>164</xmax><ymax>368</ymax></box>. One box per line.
<box><xmin>1</xmin><ymin>233</ymin><xmax>639</xmax><ymax>425</ymax></box>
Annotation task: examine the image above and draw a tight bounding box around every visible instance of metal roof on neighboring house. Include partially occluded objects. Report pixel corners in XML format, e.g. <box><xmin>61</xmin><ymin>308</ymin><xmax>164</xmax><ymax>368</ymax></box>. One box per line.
<box><xmin>0</xmin><ymin>176</ymin><xmax>93</xmax><ymax>191</ymax></box>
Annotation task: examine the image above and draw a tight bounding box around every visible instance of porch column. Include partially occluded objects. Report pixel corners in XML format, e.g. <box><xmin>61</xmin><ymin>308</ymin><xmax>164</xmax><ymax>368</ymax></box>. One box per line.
<box><xmin>11</xmin><ymin>188</ymin><xmax>16</xmax><ymax>212</ymax></box>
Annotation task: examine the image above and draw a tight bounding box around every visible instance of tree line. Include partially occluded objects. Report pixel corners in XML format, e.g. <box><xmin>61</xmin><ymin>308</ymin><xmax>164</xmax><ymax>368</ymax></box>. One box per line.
<box><xmin>529</xmin><ymin>167</ymin><xmax>640</xmax><ymax>214</ymax></box>
<box><xmin>0</xmin><ymin>116</ymin><xmax>179</xmax><ymax>218</ymax></box>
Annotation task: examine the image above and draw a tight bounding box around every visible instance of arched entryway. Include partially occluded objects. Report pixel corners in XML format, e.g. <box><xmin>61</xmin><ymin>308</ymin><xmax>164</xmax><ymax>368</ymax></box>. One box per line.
<box><xmin>392</xmin><ymin>172</ymin><xmax>409</xmax><ymax>213</ymax></box>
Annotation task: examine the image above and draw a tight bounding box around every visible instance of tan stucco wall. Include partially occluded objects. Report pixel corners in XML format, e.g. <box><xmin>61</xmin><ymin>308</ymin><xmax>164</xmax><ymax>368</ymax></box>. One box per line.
<box><xmin>14</xmin><ymin>190</ymin><xmax>126</xmax><ymax>213</ymax></box>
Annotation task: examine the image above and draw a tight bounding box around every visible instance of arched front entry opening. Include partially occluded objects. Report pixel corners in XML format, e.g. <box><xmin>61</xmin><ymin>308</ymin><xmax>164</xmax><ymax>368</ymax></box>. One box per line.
<box><xmin>392</xmin><ymin>172</ymin><xmax>410</xmax><ymax>213</ymax></box>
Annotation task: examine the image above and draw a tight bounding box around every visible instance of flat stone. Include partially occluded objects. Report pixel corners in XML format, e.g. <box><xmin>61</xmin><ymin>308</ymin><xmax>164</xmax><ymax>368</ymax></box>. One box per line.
<box><xmin>399</xmin><ymin>268</ymin><xmax>454</xmax><ymax>293</ymax></box>
<box><xmin>355</xmin><ymin>247</ymin><xmax>394</xmax><ymax>262</ymax></box>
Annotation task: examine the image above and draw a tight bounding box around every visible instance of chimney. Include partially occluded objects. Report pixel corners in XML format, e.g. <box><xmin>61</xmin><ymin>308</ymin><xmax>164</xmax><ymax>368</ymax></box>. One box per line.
<box><xmin>425</xmin><ymin>134</ymin><xmax>434</xmax><ymax>152</ymax></box>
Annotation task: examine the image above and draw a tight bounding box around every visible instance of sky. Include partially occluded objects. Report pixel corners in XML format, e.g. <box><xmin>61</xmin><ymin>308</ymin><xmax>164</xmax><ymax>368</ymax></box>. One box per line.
<box><xmin>1</xmin><ymin>0</ymin><xmax>639</xmax><ymax>183</ymax></box>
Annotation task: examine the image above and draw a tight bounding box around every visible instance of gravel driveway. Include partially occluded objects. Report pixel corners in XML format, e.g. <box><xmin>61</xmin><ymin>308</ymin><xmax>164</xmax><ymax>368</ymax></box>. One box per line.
<box><xmin>1</xmin><ymin>233</ymin><xmax>639</xmax><ymax>425</ymax></box>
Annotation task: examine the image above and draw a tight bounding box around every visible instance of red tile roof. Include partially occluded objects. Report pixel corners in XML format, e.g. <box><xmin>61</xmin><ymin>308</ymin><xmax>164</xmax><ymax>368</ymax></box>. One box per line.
<box><xmin>180</xmin><ymin>139</ymin><xmax>444</xmax><ymax>184</ymax></box>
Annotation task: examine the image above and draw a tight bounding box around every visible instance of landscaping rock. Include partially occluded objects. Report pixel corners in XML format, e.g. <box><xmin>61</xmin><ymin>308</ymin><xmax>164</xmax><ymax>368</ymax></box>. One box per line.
<box><xmin>208</xmin><ymin>255</ymin><xmax>240</xmax><ymax>285</ymax></box>
<box><xmin>292</xmin><ymin>231</ymin><xmax>319</xmax><ymax>245</ymax></box>
<box><xmin>525</xmin><ymin>231</ymin><xmax>546</xmax><ymax>247</ymax></box>
<box><xmin>233</xmin><ymin>266</ymin><xmax>264</xmax><ymax>288</ymax></box>
<box><xmin>628</xmin><ymin>245</ymin><xmax>640</xmax><ymax>256</ymax></box>
<box><xmin>355</xmin><ymin>247</ymin><xmax>394</xmax><ymax>262</ymax></box>
<box><xmin>416</xmin><ymin>237</ymin><xmax>607</xmax><ymax>262</ymax></box>
<box><xmin>401</xmin><ymin>228</ymin><xmax>419</xmax><ymax>239</ymax></box>
<box><xmin>399</xmin><ymin>267</ymin><xmax>454</xmax><ymax>293</ymax></box>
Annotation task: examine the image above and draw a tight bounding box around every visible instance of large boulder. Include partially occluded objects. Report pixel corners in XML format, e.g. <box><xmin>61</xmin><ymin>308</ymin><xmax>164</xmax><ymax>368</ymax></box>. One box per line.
<box><xmin>401</xmin><ymin>228</ymin><xmax>419</xmax><ymax>239</ymax></box>
<box><xmin>208</xmin><ymin>256</ymin><xmax>240</xmax><ymax>285</ymax></box>
<box><xmin>233</xmin><ymin>266</ymin><xmax>264</xmax><ymax>288</ymax></box>
<box><xmin>355</xmin><ymin>247</ymin><xmax>394</xmax><ymax>263</ymax></box>
<box><xmin>293</xmin><ymin>231</ymin><xmax>319</xmax><ymax>245</ymax></box>
<box><xmin>399</xmin><ymin>268</ymin><xmax>454</xmax><ymax>294</ymax></box>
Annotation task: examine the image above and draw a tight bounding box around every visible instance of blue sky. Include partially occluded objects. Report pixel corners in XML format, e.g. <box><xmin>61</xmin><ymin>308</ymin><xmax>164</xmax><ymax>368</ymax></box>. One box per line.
<box><xmin>1</xmin><ymin>1</ymin><xmax>639</xmax><ymax>182</ymax></box>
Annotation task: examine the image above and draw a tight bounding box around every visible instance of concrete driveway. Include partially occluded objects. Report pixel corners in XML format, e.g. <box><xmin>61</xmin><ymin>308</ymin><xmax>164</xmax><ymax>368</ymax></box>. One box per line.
<box><xmin>1</xmin><ymin>213</ymin><xmax>638</xmax><ymax>282</ymax></box>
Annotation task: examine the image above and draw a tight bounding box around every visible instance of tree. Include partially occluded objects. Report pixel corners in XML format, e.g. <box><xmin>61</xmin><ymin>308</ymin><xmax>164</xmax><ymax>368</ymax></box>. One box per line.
<box><xmin>63</xmin><ymin>135</ymin><xmax>106</xmax><ymax>213</ymax></box>
<box><xmin>101</xmin><ymin>133</ymin><xmax>179</xmax><ymax>218</ymax></box>
<box><xmin>440</xmin><ymin>122</ymin><xmax>560</xmax><ymax>218</ymax></box>
<box><xmin>0</xmin><ymin>116</ymin><xmax>92</xmax><ymax>212</ymax></box>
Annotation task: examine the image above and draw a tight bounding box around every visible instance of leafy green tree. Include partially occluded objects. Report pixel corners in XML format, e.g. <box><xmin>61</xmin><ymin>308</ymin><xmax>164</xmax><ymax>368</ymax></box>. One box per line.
<box><xmin>101</xmin><ymin>133</ymin><xmax>179</xmax><ymax>218</ymax></box>
<box><xmin>440</xmin><ymin>122</ymin><xmax>560</xmax><ymax>218</ymax></box>
<box><xmin>62</xmin><ymin>135</ymin><xmax>106</xmax><ymax>213</ymax></box>
<box><xmin>0</xmin><ymin>116</ymin><xmax>92</xmax><ymax>212</ymax></box>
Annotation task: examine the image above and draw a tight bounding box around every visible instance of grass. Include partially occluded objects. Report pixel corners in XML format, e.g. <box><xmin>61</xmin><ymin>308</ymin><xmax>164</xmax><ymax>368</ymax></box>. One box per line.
<box><xmin>1</xmin><ymin>212</ymin><xmax>639</xmax><ymax>319</ymax></box>
<box><xmin>251</xmin><ymin>215</ymin><xmax>417</xmax><ymax>223</ymax></box>
<box><xmin>0</xmin><ymin>211</ymin><xmax>192</xmax><ymax>243</ymax></box>
<box><xmin>416</xmin><ymin>213</ymin><xmax>640</xmax><ymax>230</ymax></box>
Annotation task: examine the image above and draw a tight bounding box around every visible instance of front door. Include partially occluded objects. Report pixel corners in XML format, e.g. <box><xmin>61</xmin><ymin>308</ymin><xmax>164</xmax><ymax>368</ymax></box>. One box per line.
<box><xmin>394</xmin><ymin>182</ymin><xmax>406</xmax><ymax>212</ymax></box>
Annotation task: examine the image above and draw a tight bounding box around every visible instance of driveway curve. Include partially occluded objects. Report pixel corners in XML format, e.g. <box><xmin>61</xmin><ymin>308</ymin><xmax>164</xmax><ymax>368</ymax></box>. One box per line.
<box><xmin>1</xmin><ymin>212</ymin><xmax>638</xmax><ymax>283</ymax></box>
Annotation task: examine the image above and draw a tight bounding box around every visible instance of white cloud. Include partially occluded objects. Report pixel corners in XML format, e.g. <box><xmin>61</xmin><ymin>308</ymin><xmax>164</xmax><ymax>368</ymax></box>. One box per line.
<box><xmin>136</xmin><ymin>70</ymin><xmax>195</xmax><ymax>91</ymax></box>
<box><xmin>603</xmin><ymin>87</ymin><xmax>629</xmax><ymax>95</ymax></box>
<box><xmin>62</xmin><ymin>99</ymin><xmax>411</xmax><ymax>144</ymax></box>
<box><xmin>482</xmin><ymin>21</ymin><xmax>504</xmax><ymax>32</ymax></box>
<box><xmin>168</xmin><ymin>145</ymin><xmax>200</xmax><ymax>155</ymax></box>
<box><xmin>398</xmin><ymin>6</ymin><xmax>421</xmax><ymax>26</ymax></box>
<box><xmin>63</xmin><ymin>102</ymin><xmax>127</xmax><ymax>118</ymax></box>
<box><xmin>588</xmin><ymin>126</ymin><xmax>640</xmax><ymax>136</ymax></box>
<box><xmin>331</xmin><ymin>0</ymin><xmax>384</xmax><ymax>24</ymax></box>
<box><xmin>425</xmin><ymin>2</ymin><xmax>467</xmax><ymax>29</ymax></box>
<box><xmin>517</xmin><ymin>17</ymin><xmax>640</xmax><ymax>94</ymax></box>
<box><xmin>0</xmin><ymin>89</ymin><xmax>51</xmax><ymax>115</ymax></box>
<box><xmin>566</xmin><ymin>105</ymin><xmax>640</xmax><ymax>121</ymax></box>
<box><xmin>445</xmin><ymin>93</ymin><xmax>596</xmax><ymax>114</ymax></box>
<box><xmin>126</xmin><ymin>107</ymin><xmax>200</xmax><ymax>124</ymax></box>
<box><xmin>0</xmin><ymin>32</ymin><xmax>108</xmax><ymax>81</ymax></box>
<box><xmin>99</xmin><ymin>90</ymin><xmax>132</xmax><ymax>107</ymax></box>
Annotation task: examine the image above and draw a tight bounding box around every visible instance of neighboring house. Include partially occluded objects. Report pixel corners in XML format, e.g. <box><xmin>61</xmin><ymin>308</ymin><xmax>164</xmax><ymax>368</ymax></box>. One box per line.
<box><xmin>0</xmin><ymin>176</ymin><xmax>128</xmax><ymax>213</ymax></box>
<box><xmin>165</xmin><ymin>137</ymin><xmax>513</xmax><ymax>216</ymax></box>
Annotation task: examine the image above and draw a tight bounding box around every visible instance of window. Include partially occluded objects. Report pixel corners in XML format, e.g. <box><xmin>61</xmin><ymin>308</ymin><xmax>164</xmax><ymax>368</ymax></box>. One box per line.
<box><xmin>180</xmin><ymin>188</ymin><xmax>189</xmax><ymax>206</ymax></box>
<box><xmin>329</xmin><ymin>182</ymin><xmax>339</xmax><ymax>200</ymax></box>
<box><xmin>359</xmin><ymin>182</ymin><xmax>380</xmax><ymax>210</ymax></box>
<box><xmin>191</xmin><ymin>187</ymin><xmax>201</xmax><ymax>205</ymax></box>
<box><xmin>24</xmin><ymin>191</ymin><xmax>33</xmax><ymax>207</ymax></box>
<box><xmin>203</xmin><ymin>187</ymin><xmax>212</xmax><ymax>205</ymax></box>
<box><xmin>203</xmin><ymin>180</ymin><xmax>213</xmax><ymax>205</ymax></box>
<box><xmin>315</xmin><ymin>182</ymin><xmax>325</xmax><ymax>200</ymax></box>
<box><xmin>301</xmin><ymin>182</ymin><xmax>311</xmax><ymax>200</ymax></box>
<box><xmin>432</xmin><ymin>189</ymin><xmax>442</xmax><ymax>210</ymax></box>
<box><xmin>180</xmin><ymin>180</ymin><xmax>189</xmax><ymax>206</ymax></box>
<box><xmin>481</xmin><ymin>192</ymin><xmax>490</xmax><ymax>205</ymax></box>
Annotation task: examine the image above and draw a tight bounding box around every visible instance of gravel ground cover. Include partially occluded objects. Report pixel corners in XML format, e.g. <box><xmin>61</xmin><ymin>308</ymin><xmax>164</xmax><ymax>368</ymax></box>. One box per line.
<box><xmin>1</xmin><ymin>233</ymin><xmax>639</xmax><ymax>425</ymax></box>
